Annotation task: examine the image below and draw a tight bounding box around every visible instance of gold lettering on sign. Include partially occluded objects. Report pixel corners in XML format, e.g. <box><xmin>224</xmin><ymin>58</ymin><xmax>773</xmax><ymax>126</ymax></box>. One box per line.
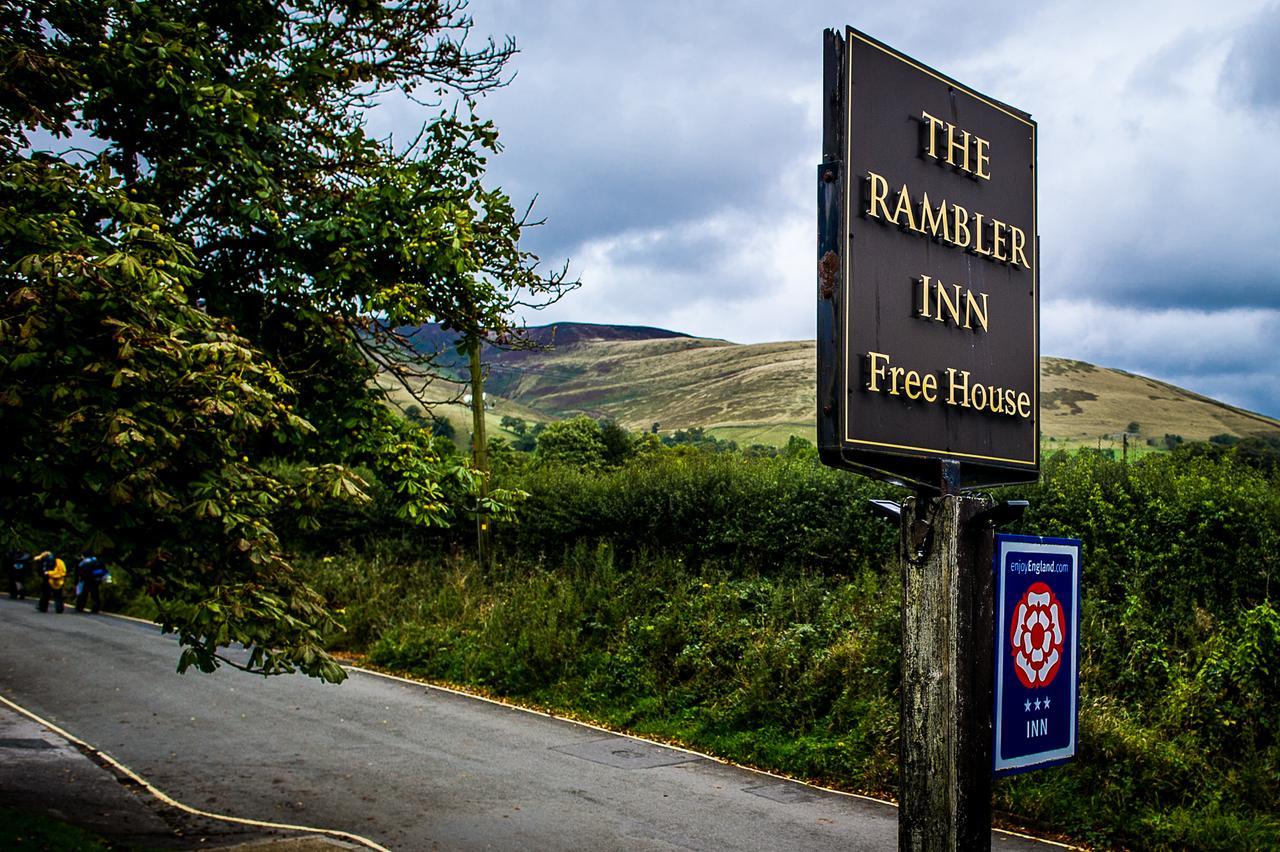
<box><xmin>974</xmin><ymin>136</ymin><xmax>991</xmax><ymax>180</ymax></box>
<box><xmin>852</xmin><ymin>104</ymin><xmax>1036</xmax><ymax>439</ymax></box>
<box><xmin>920</xmin><ymin>111</ymin><xmax>991</xmax><ymax>180</ymax></box>
<box><xmin>921</xmin><ymin>111</ymin><xmax>946</xmax><ymax>160</ymax></box>
<box><xmin>934</xmin><ymin>280</ymin><xmax>961</xmax><ymax>326</ymax></box>
<box><xmin>863</xmin><ymin>173</ymin><xmax>1030</xmax><ymax>269</ymax></box>
<box><xmin>918</xmin><ymin>193</ymin><xmax>950</xmax><ymax>242</ymax></box>
<box><xmin>892</xmin><ymin>185</ymin><xmax>918</xmax><ymax>231</ymax></box>
<box><xmin>862</xmin><ymin>353</ymin><xmax>1030</xmax><ymax>419</ymax></box>
<box><xmin>867</xmin><ymin>351</ymin><xmax>889</xmax><ymax>392</ymax></box>
<box><xmin>867</xmin><ymin>172</ymin><xmax>892</xmax><ymax>220</ymax></box>
<box><xmin>1010</xmin><ymin>227</ymin><xmax>1030</xmax><ymax>268</ymax></box>
<box><xmin>991</xmin><ymin>218</ymin><xmax>1008</xmax><ymax>262</ymax></box>
<box><xmin>904</xmin><ymin>370</ymin><xmax>923</xmax><ymax>400</ymax></box>
<box><xmin>916</xmin><ymin>276</ymin><xmax>989</xmax><ymax>333</ymax></box>
<box><xmin>952</xmin><ymin>204</ymin><xmax>971</xmax><ymax>249</ymax></box>
<box><xmin>966</xmin><ymin>289</ymin><xmax>989</xmax><ymax>332</ymax></box>
<box><xmin>973</xmin><ymin>212</ymin><xmax>991</xmax><ymax>257</ymax></box>
<box><xmin>946</xmin><ymin>123</ymin><xmax>971</xmax><ymax>172</ymax></box>
<box><xmin>865</xmin><ymin>351</ymin><xmax>941</xmax><ymax>404</ymax></box>
<box><xmin>947</xmin><ymin>368</ymin><xmax>971</xmax><ymax>407</ymax></box>
<box><xmin>922</xmin><ymin>372</ymin><xmax>939</xmax><ymax>403</ymax></box>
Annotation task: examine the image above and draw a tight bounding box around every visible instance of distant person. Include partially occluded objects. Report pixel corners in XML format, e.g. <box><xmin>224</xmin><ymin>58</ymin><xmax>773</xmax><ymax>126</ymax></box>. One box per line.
<box><xmin>35</xmin><ymin>551</ymin><xmax>67</xmax><ymax>614</ymax></box>
<box><xmin>74</xmin><ymin>553</ymin><xmax>108</xmax><ymax>614</ymax></box>
<box><xmin>8</xmin><ymin>550</ymin><xmax>32</xmax><ymax>599</ymax></box>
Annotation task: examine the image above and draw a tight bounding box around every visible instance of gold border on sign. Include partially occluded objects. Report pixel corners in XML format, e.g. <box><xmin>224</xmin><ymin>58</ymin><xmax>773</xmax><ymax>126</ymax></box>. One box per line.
<box><xmin>846</xmin><ymin>28</ymin><xmax>1035</xmax><ymax>128</ymax></box>
<box><xmin>841</xmin><ymin>27</ymin><xmax>1039</xmax><ymax>468</ymax></box>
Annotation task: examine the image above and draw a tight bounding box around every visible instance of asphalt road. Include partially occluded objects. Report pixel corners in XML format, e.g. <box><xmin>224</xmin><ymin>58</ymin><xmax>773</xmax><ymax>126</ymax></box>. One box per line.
<box><xmin>0</xmin><ymin>597</ymin><xmax>1058</xmax><ymax>851</ymax></box>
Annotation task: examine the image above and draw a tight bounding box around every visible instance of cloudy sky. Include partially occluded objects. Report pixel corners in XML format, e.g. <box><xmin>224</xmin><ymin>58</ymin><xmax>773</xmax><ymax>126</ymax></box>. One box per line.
<box><xmin>376</xmin><ymin>1</ymin><xmax>1280</xmax><ymax>418</ymax></box>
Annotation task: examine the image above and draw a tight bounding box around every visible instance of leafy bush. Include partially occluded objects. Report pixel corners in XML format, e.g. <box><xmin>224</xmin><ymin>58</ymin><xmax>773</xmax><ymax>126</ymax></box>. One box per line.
<box><xmin>313</xmin><ymin>543</ymin><xmax>902</xmax><ymax>792</ymax></box>
<box><xmin>311</xmin><ymin>445</ymin><xmax>1280</xmax><ymax>849</ymax></box>
<box><xmin>501</xmin><ymin>452</ymin><xmax>899</xmax><ymax>575</ymax></box>
<box><xmin>534</xmin><ymin>415</ymin><xmax>610</xmax><ymax>469</ymax></box>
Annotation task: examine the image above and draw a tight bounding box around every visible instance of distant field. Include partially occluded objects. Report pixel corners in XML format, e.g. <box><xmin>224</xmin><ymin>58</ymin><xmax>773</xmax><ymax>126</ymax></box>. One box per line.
<box><xmin>374</xmin><ymin>373</ymin><xmax>543</xmax><ymax>450</ymax></box>
<box><xmin>706</xmin><ymin>423</ymin><xmax>816</xmax><ymax>448</ymax></box>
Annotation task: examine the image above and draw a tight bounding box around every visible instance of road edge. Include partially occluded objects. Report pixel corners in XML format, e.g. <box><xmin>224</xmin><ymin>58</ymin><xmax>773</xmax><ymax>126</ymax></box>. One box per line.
<box><xmin>344</xmin><ymin>664</ymin><xmax>1080</xmax><ymax>850</ymax></box>
<box><xmin>0</xmin><ymin>691</ymin><xmax>390</xmax><ymax>852</ymax></box>
<box><xmin>101</xmin><ymin>609</ymin><xmax>1080</xmax><ymax>850</ymax></box>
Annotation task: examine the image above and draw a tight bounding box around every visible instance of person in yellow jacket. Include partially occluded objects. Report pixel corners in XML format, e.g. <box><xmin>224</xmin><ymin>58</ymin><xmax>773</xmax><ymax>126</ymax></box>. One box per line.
<box><xmin>35</xmin><ymin>551</ymin><xmax>66</xmax><ymax>614</ymax></box>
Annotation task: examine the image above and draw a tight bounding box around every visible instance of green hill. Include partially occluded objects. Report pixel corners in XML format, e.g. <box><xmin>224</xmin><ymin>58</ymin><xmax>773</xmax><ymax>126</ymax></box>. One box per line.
<box><xmin>388</xmin><ymin>324</ymin><xmax>1280</xmax><ymax>450</ymax></box>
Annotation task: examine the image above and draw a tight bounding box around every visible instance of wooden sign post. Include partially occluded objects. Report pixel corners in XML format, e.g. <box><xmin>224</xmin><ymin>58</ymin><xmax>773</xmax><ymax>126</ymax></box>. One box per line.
<box><xmin>898</xmin><ymin>478</ymin><xmax>996</xmax><ymax>850</ymax></box>
<box><xmin>818</xmin><ymin>28</ymin><xmax>1040</xmax><ymax>851</ymax></box>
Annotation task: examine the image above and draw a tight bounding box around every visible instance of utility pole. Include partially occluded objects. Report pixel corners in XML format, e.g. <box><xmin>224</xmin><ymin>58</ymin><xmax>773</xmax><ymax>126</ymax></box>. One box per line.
<box><xmin>468</xmin><ymin>336</ymin><xmax>491</xmax><ymax>566</ymax></box>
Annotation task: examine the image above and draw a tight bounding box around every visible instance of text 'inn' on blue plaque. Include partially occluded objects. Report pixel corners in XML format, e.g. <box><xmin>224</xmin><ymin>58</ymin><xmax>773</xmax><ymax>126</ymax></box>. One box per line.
<box><xmin>993</xmin><ymin>534</ymin><xmax>1081</xmax><ymax>776</ymax></box>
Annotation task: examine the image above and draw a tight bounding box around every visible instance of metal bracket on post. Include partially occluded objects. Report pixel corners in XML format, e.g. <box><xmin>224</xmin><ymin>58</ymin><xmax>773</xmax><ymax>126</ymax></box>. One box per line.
<box><xmin>868</xmin><ymin>499</ymin><xmax>903</xmax><ymax>522</ymax></box>
<box><xmin>972</xmin><ymin>500</ymin><xmax>1029</xmax><ymax>529</ymax></box>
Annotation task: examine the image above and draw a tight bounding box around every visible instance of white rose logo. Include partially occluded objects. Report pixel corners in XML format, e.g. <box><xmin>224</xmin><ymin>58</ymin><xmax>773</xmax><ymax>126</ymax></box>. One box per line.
<box><xmin>1010</xmin><ymin>581</ymin><xmax>1065</xmax><ymax>689</ymax></box>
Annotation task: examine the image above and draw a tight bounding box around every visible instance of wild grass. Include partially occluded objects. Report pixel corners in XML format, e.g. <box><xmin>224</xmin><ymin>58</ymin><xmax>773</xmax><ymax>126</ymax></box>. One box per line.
<box><xmin>299</xmin><ymin>447</ymin><xmax>1280</xmax><ymax>850</ymax></box>
<box><xmin>307</xmin><ymin>543</ymin><xmax>903</xmax><ymax>795</ymax></box>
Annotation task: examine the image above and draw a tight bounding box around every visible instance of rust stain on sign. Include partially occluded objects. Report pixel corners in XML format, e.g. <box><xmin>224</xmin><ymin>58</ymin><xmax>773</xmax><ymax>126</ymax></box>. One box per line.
<box><xmin>818</xmin><ymin>250</ymin><xmax>839</xmax><ymax>299</ymax></box>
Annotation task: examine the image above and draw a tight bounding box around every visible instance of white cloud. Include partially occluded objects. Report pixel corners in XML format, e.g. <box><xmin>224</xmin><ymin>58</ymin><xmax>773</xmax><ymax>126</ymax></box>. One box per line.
<box><xmin>529</xmin><ymin>205</ymin><xmax>812</xmax><ymax>343</ymax></box>
<box><xmin>373</xmin><ymin>0</ymin><xmax>1280</xmax><ymax>416</ymax></box>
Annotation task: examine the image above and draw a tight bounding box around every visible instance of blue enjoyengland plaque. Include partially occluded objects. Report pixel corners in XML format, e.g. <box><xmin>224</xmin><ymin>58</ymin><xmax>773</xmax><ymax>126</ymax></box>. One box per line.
<box><xmin>993</xmin><ymin>534</ymin><xmax>1081</xmax><ymax>776</ymax></box>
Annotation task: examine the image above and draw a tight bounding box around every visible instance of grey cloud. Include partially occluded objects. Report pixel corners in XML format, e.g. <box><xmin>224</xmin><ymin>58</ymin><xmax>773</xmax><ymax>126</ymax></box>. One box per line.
<box><xmin>1072</xmin><ymin>257</ymin><xmax>1280</xmax><ymax>313</ymax></box>
<box><xmin>1044</xmin><ymin>299</ymin><xmax>1280</xmax><ymax>417</ymax></box>
<box><xmin>1222</xmin><ymin>3</ymin><xmax>1280</xmax><ymax>111</ymax></box>
<box><xmin>386</xmin><ymin>1</ymin><xmax>1280</xmax><ymax>417</ymax></box>
<box><xmin>1125</xmin><ymin>32</ymin><xmax>1217</xmax><ymax>98</ymax></box>
<box><xmin>1162</xmin><ymin>371</ymin><xmax>1280</xmax><ymax>418</ymax></box>
<box><xmin>487</xmin><ymin>101</ymin><xmax>808</xmax><ymax>260</ymax></box>
<box><xmin>468</xmin><ymin>11</ymin><xmax>818</xmax><ymax>261</ymax></box>
<box><xmin>603</xmin><ymin>228</ymin><xmax>733</xmax><ymax>278</ymax></box>
<box><xmin>468</xmin><ymin>1</ymin><xmax>1025</xmax><ymax>260</ymax></box>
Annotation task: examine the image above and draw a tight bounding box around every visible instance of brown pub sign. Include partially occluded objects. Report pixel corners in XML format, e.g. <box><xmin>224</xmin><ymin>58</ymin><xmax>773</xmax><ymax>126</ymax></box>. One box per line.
<box><xmin>818</xmin><ymin>27</ymin><xmax>1039</xmax><ymax>489</ymax></box>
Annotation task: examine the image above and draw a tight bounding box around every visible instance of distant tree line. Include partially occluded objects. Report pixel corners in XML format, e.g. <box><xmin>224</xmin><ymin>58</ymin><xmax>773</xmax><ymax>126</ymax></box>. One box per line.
<box><xmin>487</xmin><ymin>415</ymin><xmax>824</xmax><ymax>470</ymax></box>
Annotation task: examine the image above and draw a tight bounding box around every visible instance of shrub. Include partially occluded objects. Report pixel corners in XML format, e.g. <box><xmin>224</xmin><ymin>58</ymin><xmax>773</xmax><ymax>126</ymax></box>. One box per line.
<box><xmin>534</xmin><ymin>416</ymin><xmax>609</xmax><ymax>469</ymax></box>
<box><xmin>501</xmin><ymin>452</ymin><xmax>899</xmax><ymax>575</ymax></box>
<box><xmin>309</xmin><ymin>444</ymin><xmax>1280</xmax><ymax>849</ymax></box>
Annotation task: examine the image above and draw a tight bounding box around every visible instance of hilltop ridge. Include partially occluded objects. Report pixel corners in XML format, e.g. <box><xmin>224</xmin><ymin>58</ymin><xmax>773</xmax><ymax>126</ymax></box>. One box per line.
<box><xmin>401</xmin><ymin>321</ymin><xmax>691</xmax><ymax>357</ymax></box>
<box><xmin>390</xmin><ymin>322</ymin><xmax>1280</xmax><ymax>450</ymax></box>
